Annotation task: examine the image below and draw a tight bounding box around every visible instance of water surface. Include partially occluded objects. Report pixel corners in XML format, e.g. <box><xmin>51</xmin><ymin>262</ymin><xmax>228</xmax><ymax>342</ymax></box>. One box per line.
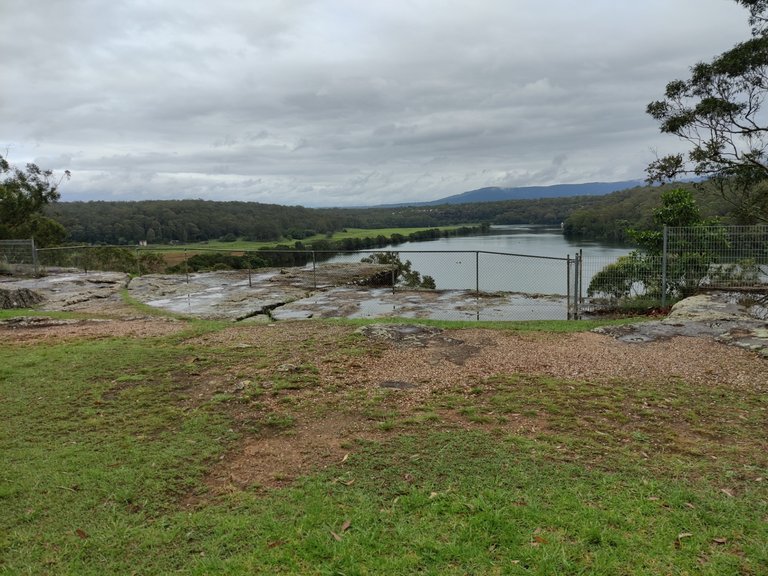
<box><xmin>325</xmin><ymin>225</ymin><xmax>632</xmax><ymax>294</ymax></box>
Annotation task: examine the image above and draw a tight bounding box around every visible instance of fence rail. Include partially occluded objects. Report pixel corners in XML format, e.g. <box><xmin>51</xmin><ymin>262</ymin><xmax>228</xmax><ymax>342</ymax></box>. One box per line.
<box><xmin>5</xmin><ymin>225</ymin><xmax>766</xmax><ymax>321</ymax></box>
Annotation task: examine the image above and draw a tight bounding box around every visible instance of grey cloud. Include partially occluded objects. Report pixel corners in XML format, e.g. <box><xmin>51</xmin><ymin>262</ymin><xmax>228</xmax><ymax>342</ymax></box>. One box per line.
<box><xmin>0</xmin><ymin>0</ymin><xmax>752</xmax><ymax>206</ymax></box>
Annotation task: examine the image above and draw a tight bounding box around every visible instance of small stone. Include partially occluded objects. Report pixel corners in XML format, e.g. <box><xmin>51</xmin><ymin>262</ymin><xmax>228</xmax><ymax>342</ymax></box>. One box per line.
<box><xmin>277</xmin><ymin>364</ymin><xmax>299</xmax><ymax>373</ymax></box>
<box><xmin>379</xmin><ymin>380</ymin><xmax>417</xmax><ymax>390</ymax></box>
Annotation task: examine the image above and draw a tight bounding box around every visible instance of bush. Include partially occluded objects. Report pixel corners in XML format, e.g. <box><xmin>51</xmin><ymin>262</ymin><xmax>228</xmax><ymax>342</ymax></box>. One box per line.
<box><xmin>361</xmin><ymin>252</ymin><xmax>437</xmax><ymax>289</ymax></box>
<box><xmin>167</xmin><ymin>252</ymin><xmax>268</xmax><ymax>273</ymax></box>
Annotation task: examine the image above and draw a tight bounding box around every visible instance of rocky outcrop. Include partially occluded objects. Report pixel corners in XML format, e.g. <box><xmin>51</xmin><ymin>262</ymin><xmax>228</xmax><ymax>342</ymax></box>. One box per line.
<box><xmin>595</xmin><ymin>291</ymin><xmax>768</xmax><ymax>357</ymax></box>
<box><xmin>0</xmin><ymin>288</ymin><xmax>44</xmax><ymax>309</ymax></box>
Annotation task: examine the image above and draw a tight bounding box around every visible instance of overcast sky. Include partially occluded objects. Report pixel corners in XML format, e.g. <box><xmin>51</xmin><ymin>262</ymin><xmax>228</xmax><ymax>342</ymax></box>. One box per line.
<box><xmin>0</xmin><ymin>0</ymin><xmax>752</xmax><ymax>207</ymax></box>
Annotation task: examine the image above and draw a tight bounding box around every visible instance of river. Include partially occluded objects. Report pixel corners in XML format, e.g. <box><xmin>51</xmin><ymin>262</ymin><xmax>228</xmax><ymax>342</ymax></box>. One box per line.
<box><xmin>325</xmin><ymin>225</ymin><xmax>632</xmax><ymax>295</ymax></box>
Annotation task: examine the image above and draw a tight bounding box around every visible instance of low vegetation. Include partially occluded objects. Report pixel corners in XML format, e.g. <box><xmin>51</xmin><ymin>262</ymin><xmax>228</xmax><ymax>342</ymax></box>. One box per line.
<box><xmin>35</xmin><ymin>225</ymin><xmax>489</xmax><ymax>275</ymax></box>
<box><xmin>1</xmin><ymin>310</ymin><xmax>765</xmax><ymax>574</ymax></box>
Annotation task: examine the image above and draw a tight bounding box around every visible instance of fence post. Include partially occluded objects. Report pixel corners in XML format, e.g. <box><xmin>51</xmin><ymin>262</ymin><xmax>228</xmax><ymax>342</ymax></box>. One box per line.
<box><xmin>578</xmin><ymin>248</ymin><xmax>583</xmax><ymax>306</ymax></box>
<box><xmin>475</xmin><ymin>251</ymin><xmax>480</xmax><ymax>294</ymax></box>
<box><xmin>312</xmin><ymin>251</ymin><xmax>317</xmax><ymax>290</ymax></box>
<box><xmin>566</xmin><ymin>254</ymin><xmax>572</xmax><ymax>320</ymax></box>
<box><xmin>135</xmin><ymin>246</ymin><xmax>141</xmax><ymax>276</ymax></box>
<box><xmin>661</xmin><ymin>225</ymin><xmax>668</xmax><ymax>308</ymax></box>
<box><xmin>574</xmin><ymin>253</ymin><xmax>581</xmax><ymax>320</ymax></box>
<box><xmin>184</xmin><ymin>248</ymin><xmax>189</xmax><ymax>284</ymax></box>
<box><xmin>31</xmin><ymin>238</ymin><xmax>39</xmax><ymax>277</ymax></box>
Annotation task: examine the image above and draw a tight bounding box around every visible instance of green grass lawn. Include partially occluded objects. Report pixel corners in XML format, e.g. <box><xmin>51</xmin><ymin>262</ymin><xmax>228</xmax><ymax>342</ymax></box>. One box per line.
<box><xmin>158</xmin><ymin>226</ymin><xmax>477</xmax><ymax>252</ymax></box>
<box><xmin>1</xmin><ymin>315</ymin><xmax>766</xmax><ymax>574</ymax></box>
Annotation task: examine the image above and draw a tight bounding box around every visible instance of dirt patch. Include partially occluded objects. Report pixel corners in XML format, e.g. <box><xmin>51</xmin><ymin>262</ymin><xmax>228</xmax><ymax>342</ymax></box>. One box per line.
<box><xmin>207</xmin><ymin>416</ymin><xmax>379</xmax><ymax>494</ymax></box>
<box><xmin>173</xmin><ymin>321</ymin><xmax>768</xmax><ymax>498</ymax></box>
<box><xmin>0</xmin><ymin>316</ymin><xmax>186</xmax><ymax>344</ymax></box>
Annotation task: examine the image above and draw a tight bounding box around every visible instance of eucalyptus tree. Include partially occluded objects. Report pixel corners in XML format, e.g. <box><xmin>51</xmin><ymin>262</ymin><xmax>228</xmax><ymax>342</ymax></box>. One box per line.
<box><xmin>646</xmin><ymin>0</ymin><xmax>768</xmax><ymax>223</ymax></box>
<box><xmin>0</xmin><ymin>154</ymin><xmax>69</xmax><ymax>246</ymax></box>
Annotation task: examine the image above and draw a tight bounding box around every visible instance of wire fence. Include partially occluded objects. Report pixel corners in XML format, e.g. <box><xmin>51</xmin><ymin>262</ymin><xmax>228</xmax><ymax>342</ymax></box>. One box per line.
<box><xmin>665</xmin><ymin>225</ymin><xmax>768</xmax><ymax>295</ymax></box>
<box><xmin>0</xmin><ymin>239</ymin><xmax>38</xmax><ymax>276</ymax></box>
<box><xmin>5</xmin><ymin>225</ymin><xmax>766</xmax><ymax>321</ymax></box>
<box><xmin>581</xmin><ymin>225</ymin><xmax>768</xmax><ymax>311</ymax></box>
<box><xmin>23</xmin><ymin>245</ymin><xmax>576</xmax><ymax>321</ymax></box>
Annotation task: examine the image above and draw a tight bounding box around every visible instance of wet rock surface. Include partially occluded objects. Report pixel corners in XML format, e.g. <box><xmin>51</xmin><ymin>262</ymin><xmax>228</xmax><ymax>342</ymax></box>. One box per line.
<box><xmin>0</xmin><ymin>316</ymin><xmax>114</xmax><ymax>329</ymax></box>
<box><xmin>0</xmin><ymin>272</ymin><xmax>129</xmax><ymax>312</ymax></box>
<box><xmin>127</xmin><ymin>264</ymin><xmax>395</xmax><ymax>320</ymax></box>
<box><xmin>379</xmin><ymin>380</ymin><xmax>418</xmax><ymax>390</ymax></box>
<box><xmin>3</xmin><ymin>268</ymin><xmax>766</xmax><ymax>357</ymax></box>
<box><xmin>272</xmin><ymin>287</ymin><xmax>566</xmax><ymax>321</ymax></box>
<box><xmin>129</xmin><ymin>271</ymin><xmax>307</xmax><ymax>320</ymax></box>
<box><xmin>595</xmin><ymin>292</ymin><xmax>768</xmax><ymax>357</ymax></box>
<box><xmin>356</xmin><ymin>323</ymin><xmax>447</xmax><ymax>346</ymax></box>
<box><xmin>1</xmin><ymin>265</ymin><xmax>568</xmax><ymax>322</ymax></box>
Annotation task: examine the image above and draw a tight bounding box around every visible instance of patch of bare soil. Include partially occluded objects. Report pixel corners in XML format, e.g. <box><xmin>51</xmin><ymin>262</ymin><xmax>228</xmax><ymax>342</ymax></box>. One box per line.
<box><xmin>361</xmin><ymin>329</ymin><xmax>766</xmax><ymax>391</ymax></box>
<box><xmin>0</xmin><ymin>316</ymin><xmax>185</xmax><ymax>344</ymax></box>
<box><xmin>178</xmin><ymin>322</ymin><xmax>767</xmax><ymax>498</ymax></box>
<box><xmin>207</xmin><ymin>416</ymin><xmax>379</xmax><ymax>494</ymax></box>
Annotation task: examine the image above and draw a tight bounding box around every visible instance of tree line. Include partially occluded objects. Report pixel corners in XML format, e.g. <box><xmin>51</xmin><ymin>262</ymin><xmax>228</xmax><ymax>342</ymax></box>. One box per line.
<box><xmin>35</xmin><ymin>182</ymin><xmax>742</xmax><ymax>247</ymax></box>
<box><xmin>43</xmin><ymin>197</ymin><xmax>598</xmax><ymax>246</ymax></box>
<box><xmin>562</xmin><ymin>182</ymin><xmax>735</xmax><ymax>242</ymax></box>
<box><xmin>3</xmin><ymin>153</ymin><xmax>749</xmax><ymax>250</ymax></box>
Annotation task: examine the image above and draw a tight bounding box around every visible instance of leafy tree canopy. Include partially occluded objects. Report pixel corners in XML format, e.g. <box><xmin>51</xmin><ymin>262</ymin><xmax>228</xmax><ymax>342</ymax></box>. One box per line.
<box><xmin>588</xmin><ymin>189</ymin><xmax>723</xmax><ymax>303</ymax></box>
<box><xmin>629</xmin><ymin>188</ymin><xmax>714</xmax><ymax>255</ymax></box>
<box><xmin>646</xmin><ymin>0</ymin><xmax>768</xmax><ymax>223</ymax></box>
<box><xmin>0</xmin><ymin>154</ymin><xmax>69</xmax><ymax>246</ymax></box>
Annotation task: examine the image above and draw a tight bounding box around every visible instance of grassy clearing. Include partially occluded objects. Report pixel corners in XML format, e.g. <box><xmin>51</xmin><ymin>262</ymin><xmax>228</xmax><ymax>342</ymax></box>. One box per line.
<box><xmin>161</xmin><ymin>226</ymin><xmax>476</xmax><ymax>252</ymax></box>
<box><xmin>1</xmin><ymin>316</ymin><xmax>766</xmax><ymax>574</ymax></box>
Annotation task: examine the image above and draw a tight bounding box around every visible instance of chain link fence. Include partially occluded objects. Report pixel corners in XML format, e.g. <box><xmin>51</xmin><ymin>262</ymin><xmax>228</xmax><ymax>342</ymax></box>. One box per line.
<box><xmin>0</xmin><ymin>239</ymin><xmax>38</xmax><ymax>276</ymax></box>
<box><xmin>9</xmin><ymin>225</ymin><xmax>767</xmax><ymax>320</ymax></box>
<box><xmin>324</xmin><ymin>249</ymin><xmax>574</xmax><ymax>320</ymax></box>
<box><xmin>580</xmin><ymin>253</ymin><xmax>664</xmax><ymax>314</ymax></box>
<box><xmin>580</xmin><ymin>225</ymin><xmax>768</xmax><ymax>313</ymax></box>
<box><xmin>26</xmin><ymin>245</ymin><xmax>575</xmax><ymax>321</ymax></box>
<box><xmin>665</xmin><ymin>225</ymin><xmax>768</xmax><ymax>295</ymax></box>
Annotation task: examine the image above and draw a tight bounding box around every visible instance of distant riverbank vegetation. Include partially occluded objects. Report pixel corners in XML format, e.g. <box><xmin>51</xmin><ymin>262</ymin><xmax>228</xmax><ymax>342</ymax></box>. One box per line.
<box><xmin>562</xmin><ymin>182</ymin><xmax>736</xmax><ymax>242</ymax></box>
<box><xmin>163</xmin><ymin>226</ymin><xmax>488</xmax><ymax>273</ymax></box>
<box><xmin>44</xmin><ymin>197</ymin><xmax>572</xmax><ymax>246</ymax></box>
<box><xmin>42</xmin><ymin>181</ymin><xmax>740</xmax><ymax>249</ymax></box>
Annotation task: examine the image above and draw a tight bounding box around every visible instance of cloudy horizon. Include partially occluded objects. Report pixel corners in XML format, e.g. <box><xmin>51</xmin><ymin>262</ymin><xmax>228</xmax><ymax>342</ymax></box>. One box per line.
<box><xmin>0</xmin><ymin>0</ymin><xmax>751</xmax><ymax>207</ymax></box>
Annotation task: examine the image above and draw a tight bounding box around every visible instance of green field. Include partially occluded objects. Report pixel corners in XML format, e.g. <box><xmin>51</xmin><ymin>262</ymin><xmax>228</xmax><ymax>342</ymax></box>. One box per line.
<box><xmin>1</xmin><ymin>310</ymin><xmax>766</xmax><ymax>574</ymax></box>
<box><xmin>158</xmin><ymin>226</ymin><xmax>478</xmax><ymax>251</ymax></box>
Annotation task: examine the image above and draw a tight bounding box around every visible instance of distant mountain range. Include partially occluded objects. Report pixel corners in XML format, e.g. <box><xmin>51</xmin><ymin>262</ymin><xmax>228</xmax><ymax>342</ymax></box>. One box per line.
<box><xmin>379</xmin><ymin>180</ymin><xmax>645</xmax><ymax>207</ymax></box>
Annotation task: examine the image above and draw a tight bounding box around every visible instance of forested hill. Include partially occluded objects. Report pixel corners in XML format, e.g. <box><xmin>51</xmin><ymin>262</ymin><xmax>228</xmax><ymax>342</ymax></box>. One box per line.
<box><xmin>419</xmin><ymin>180</ymin><xmax>644</xmax><ymax>205</ymax></box>
<box><xmin>48</xmin><ymin>200</ymin><xmax>351</xmax><ymax>245</ymax></box>
<box><xmin>562</xmin><ymin>182</ymin><xmax>732</xmax><ymax>242</ymax></box>
<box><xmin>45</xmin><ymin>182</ymin><xmax>733</xmax><ymax>245</ymax></box>
<box><xmin>45</xmin><ymin>196</ymin><xmax>604</xmax><ymax>245</ymax></box>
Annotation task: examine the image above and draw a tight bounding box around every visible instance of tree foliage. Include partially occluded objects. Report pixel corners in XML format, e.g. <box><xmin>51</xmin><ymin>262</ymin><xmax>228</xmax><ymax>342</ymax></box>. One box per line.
<box><xmin>361</xmin><ymin>252</ymin><xmax>436</xmax><ymax>289</ymax></box>
<box><xmin>646</xmin><ymin>1</ymin><xmax>768</xmax><ymax>223</ymax></box>
<box><xmin>0</xmin><ymin>154</ymin><xmax>69</xmax><ymax>246</ymax></box>
<box><xmin>587</xmin><ymin>189</ymin><xmax>724</xmax><ymax>302</ymax></box>
<box><xmin>563</xmin><ymin>182</ymin><xmax>732</xmax><ymax>241</ymax></box>
<box><xmin>46</xmin><ymin>196</ymin><xmax>574</xmax><ymax>246</ymax></box>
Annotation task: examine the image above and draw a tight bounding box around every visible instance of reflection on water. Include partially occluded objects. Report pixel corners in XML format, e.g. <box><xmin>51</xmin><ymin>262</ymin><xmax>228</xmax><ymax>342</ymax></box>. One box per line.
<box><xmin>324</xmin><ymin>225</ymin><xmax>632</xmax><ymax>294</ymax></box>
